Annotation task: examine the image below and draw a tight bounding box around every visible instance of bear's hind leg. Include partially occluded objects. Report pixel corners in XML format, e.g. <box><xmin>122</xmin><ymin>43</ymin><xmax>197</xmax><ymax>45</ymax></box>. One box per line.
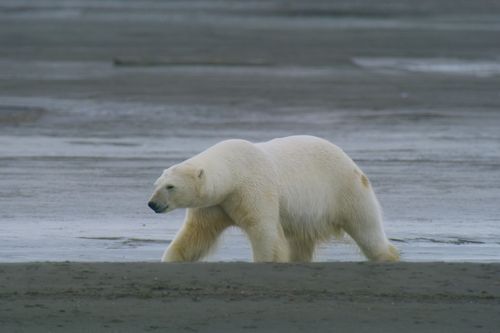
<box><xmin>162</xmin><ymin>206</ymin><xmax>232</xmax><ymax>262</ymax></box>
<box><xmin>342</xmin><ymin>206</ymin><xmax>400</xmax><ymax>262</ymax></box>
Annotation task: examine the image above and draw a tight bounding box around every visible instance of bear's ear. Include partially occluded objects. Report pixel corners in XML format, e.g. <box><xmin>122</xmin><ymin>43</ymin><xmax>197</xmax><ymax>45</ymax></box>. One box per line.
<box><xmin>197</xmin><ymin>168</ymin><xmax>204</xmax><ymax>179</ymax></box>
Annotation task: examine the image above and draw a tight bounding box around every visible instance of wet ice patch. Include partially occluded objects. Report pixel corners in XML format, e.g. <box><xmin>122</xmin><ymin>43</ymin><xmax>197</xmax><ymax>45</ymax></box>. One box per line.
<box><xmin>0</xmin><ymin>105</ymin><xmax>46</xmax><ymax>125</ymax></box>
<box><xmin>0</xmin><ymin>60</ymin><xmax>114</xmax><ymax>80</ymax></box>
<box><xmin>78</xmin><ymin>237</ymin><xmax>169</xmax><ymax>249</ymax></box>
<box><xmin>353</xmin><ymin>57</ymin><xmax>500</xmax><ymax>77</ymax></box>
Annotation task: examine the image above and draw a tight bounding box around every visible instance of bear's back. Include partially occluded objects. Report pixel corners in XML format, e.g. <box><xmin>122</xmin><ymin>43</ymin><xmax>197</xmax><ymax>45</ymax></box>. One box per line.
<box><xmin>257</xmin><ymin>136</ymin><xmax>359</xmax><ymax>227</ymax></box>
<box><xmin>256</xmin><ymin>135</ymin><xmax>352</xmax><ymax>176</ymax></box>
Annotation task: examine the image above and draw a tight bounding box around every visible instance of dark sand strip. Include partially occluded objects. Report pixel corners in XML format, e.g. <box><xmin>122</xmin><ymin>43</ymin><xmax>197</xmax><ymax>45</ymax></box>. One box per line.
<box><xmin>0</xmin><ymin>262</ymin><xmax>499</xmax><ymax>332</ymax></box>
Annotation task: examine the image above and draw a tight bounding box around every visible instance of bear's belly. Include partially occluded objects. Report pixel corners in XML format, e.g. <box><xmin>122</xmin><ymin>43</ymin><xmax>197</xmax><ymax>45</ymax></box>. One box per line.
<box><xmin>278</xmin><ymin>193</ymin><xmax>340</xmax><ymax>241</ymax></box>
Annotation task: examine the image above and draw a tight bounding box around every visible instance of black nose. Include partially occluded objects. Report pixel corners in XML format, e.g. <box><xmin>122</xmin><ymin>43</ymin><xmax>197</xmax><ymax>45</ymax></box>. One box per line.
<box><xmin>148</xmin><ymin>201</ymin><xmax>168</xmax><ymax>213</ymax></box>
<box><xmin>148</xmin><ymin>201</ymin><xmax>159</xmax><ymax>211</ymax></box>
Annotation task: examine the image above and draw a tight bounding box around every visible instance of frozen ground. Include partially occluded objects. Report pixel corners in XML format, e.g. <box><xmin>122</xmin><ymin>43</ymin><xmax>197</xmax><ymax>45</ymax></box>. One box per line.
<box><xmin>0</xmin><ymin>0</ymin><xmax>499</xmax><ymax>262</ymax></box>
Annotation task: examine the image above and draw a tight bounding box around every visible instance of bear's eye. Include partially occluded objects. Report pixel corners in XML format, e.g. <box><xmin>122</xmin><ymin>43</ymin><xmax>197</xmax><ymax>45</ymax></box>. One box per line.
<box><xmin>166</xmin><ymin>185</ymin><xmax>175</xmax><ymax>190</ymax></box>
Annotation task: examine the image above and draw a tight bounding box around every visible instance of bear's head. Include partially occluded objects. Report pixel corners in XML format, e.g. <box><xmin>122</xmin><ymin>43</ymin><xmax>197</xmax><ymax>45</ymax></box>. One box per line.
<box><xmin>147</xmin><ymin>163</ymin><xmax>205</xmax><ymax>214</ymax></box>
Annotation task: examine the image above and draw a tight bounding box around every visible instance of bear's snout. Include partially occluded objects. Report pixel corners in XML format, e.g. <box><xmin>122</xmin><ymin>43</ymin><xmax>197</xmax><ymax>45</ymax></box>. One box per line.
<box><xmin>148</xmin><ymin>201</ymin><xmax>168</xmax><ymax>213</ymax></box>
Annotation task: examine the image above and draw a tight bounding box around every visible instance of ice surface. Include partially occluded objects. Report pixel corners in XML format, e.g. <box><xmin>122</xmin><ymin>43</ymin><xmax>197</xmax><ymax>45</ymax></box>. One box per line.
<box><xmin>1</xmin><ymin>0</ymin><xmax>499</xmax><ymax>262</ymax></box>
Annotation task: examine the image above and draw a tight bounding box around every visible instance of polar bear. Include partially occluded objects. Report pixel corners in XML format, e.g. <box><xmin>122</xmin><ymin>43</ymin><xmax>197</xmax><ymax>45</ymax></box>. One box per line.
<box><xmin>148</xmin><ymin>135</ymin><xmax>399</xmax><ymax>263</ymax></box>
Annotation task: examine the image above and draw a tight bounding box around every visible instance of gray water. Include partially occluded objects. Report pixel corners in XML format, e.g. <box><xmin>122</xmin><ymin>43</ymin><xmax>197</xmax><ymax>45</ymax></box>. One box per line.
<box><xmin>1</xmin><ymin>0</ymin><xmax>499</xmax><ymax>262</ymax></box>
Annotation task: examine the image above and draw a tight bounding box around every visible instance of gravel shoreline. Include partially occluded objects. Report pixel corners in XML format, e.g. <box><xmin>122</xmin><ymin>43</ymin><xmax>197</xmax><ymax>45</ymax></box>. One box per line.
<box><xmin>1</xmin><ymin>262</ymin><xmax>499</xmax><ymax>332</ymax></box>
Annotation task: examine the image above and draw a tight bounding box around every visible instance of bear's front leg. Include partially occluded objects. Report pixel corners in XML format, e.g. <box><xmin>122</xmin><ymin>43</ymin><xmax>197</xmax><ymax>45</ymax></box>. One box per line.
<box><xmin>244</xmin><ymin>222</ymin><xmax>289</xmax><ymax>262</ymax></box>
<box><xmin>222</xmin><ymin>189</ymin><xmax>289</xmax><ymax>262</ymax></box>
<box><xmin>162</xmin><ymin>206</ymin><xmax>232</xmax><ymax>262</ymax></box>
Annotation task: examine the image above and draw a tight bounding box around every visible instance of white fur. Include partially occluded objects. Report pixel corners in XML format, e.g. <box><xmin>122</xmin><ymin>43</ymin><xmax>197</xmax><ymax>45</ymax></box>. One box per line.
<box><xmin>148</xmin><ymin>135</ymin><xmax>399</xmax><ymax>262</ymax></box>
